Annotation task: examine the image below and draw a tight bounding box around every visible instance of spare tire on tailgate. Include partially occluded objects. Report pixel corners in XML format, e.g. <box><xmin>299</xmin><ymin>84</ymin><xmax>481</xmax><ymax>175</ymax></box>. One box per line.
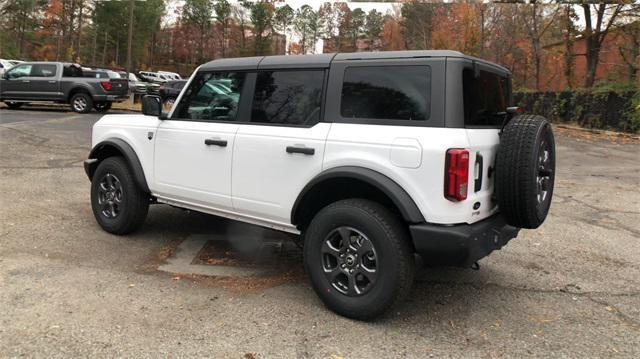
<box><xmin>495</xmin><ymin>115</ymin><xmax>555</xmax><ymax>229</ymax></box>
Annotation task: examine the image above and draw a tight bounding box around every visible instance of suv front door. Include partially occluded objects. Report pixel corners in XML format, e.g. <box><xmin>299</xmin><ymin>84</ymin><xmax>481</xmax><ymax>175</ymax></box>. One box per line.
<box><xmin>231</xmin><ymin>69</ymin><xmax>329</xmax><ymax>225</ymax></box>
<box><xmin>153</xmin><ymin>71</ymin><xmax>248</xmax><ymax>211</ymax></box>
<box><xmin>1</xmin><ymin>63</ymin><xmax>33</xmax><ymax>99</ymax></box>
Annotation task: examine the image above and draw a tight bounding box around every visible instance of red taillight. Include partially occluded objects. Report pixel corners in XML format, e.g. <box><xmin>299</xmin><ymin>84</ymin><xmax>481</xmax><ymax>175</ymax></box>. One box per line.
<box><xmin>445</xmin><ymin>149</ymin><xmax>469</xmax><ymax>201</ymax></box>
<box><xmin>100</xmin><ymin>81</ymin><xmax>112</xmax><ymax>91</ymax></box>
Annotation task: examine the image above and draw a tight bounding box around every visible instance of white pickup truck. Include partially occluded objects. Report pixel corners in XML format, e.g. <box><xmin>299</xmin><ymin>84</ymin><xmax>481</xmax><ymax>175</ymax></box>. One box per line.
<box><xmin>84</xmin><ymin>51</ymin><xmax>555</xmax><ymax>320</ymax></box>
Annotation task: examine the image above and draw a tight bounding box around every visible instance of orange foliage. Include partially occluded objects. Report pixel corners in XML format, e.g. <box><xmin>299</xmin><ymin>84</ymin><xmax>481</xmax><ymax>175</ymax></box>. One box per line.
<box><xmin>431</xmin><ymin>4</ymin><xmax>481</xmax><ymax>56</ymax></box>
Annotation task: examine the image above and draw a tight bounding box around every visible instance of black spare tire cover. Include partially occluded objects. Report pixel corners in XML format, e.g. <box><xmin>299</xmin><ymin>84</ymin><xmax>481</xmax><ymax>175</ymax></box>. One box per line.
<box><xmin>495</xmin><ymin>114</ymin><xmax>555</xmax><ymax>229</ymax></box>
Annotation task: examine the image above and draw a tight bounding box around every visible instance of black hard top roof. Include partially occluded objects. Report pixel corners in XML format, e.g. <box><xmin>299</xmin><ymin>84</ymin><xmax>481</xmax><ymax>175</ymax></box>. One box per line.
<box><xmin>199</xmin><ymin>50</ymin><xmax>508</xmax><ymax>73</ymax></box>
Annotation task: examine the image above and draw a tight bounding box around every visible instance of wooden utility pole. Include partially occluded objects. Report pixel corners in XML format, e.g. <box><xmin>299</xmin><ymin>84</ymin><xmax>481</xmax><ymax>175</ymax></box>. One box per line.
<box><xmin>126</xmin><ymin>0</ymin><xmax>135</xmax><ymax>77</ymax></box>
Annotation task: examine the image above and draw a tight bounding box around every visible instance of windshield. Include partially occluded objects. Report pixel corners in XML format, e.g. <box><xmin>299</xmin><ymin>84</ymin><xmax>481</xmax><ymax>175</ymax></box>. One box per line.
<box><xmin>463</xmin><ymin>68</ymin><xmax>510</xmax><ymax>127</ymax></box>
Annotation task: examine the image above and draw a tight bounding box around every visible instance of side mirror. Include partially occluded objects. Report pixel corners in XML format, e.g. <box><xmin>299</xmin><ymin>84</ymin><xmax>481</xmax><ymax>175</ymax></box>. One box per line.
<box><xmin>141</xmin><ymin>95</ymin><xmax>161</xmax><ymax>117</ymax></box>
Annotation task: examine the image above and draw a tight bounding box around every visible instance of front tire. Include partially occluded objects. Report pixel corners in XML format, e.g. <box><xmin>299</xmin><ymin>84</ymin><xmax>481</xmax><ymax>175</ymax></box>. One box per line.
<box><xmin>90</xmin><ymin>157</ymin><xmax>149</xmax><ymax>235</ymax></box>
<box><xmin>304</xmin><ymin>199</ymin><xmax>414</xmax><ymax>320</ymax></box>
<box><xmin>70</xmin><ymin>93</ymin><xmax>93</xmax><ymax>113</ymax></box>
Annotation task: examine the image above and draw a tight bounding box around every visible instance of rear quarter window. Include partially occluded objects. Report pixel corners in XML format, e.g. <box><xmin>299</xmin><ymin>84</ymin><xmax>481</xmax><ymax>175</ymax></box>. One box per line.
<box><xmin>341</xmin><ymin>66</ymin><xmax>430</xmax><ymax>122</ymax></box>
<box><xmin>463</xmin><ymin>69</ymin><xmax>509</xmax><ymax>127</ymax></box>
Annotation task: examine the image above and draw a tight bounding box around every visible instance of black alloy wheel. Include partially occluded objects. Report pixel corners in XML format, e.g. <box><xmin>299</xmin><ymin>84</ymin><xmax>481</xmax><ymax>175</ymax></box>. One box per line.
<box><xmin>97</xmin><ymin>173</ymin><xmax>123</xmax><ymax>219</ymax></box>
<box><xmin>321</xmin><ymin>226</ymin><xmax>378</xmax><ymax>296</ymax></box>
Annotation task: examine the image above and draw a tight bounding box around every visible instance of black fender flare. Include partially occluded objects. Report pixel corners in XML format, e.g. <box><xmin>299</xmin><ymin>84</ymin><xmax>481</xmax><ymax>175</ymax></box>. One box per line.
<box><xmin>67</xmin><ymin>85</ymin><xmax>95</xmax><ymax>101</ymax></box>
<box><xmin>85</xmin><ymin>138</ymin><xmax>150</xmax><ymax>193</ymax></box>
<box><xmin>291</xmin><ymin>166</ymin><xmax>425</xmax><ymax>224</ymax></box>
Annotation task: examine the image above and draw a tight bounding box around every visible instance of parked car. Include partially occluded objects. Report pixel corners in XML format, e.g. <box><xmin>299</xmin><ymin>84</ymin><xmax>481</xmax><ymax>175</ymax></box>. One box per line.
<box><xmin>158</xmin><ymin>71</ymin><xmax>182</xmax><ymax>80</ymax></box>
<box><xmin>0</xmin><ymin>59</ymin><xmax>23</xmax><ymax>76</ymax></box>
<box><xmin>118</xmin><ymin>71</ymin><xmax>148</xmax><ymax>95</ymax></box>
<box><xmin>137</xmin><ymin>71</ymin><xmax>170</xmax><ymax>84</ymax></box>
<box><xmin>83</xmin><ymin>51</ymin><xmax>556</xmax><ymax>320</ymax></box>
<box><xmin>0</xmin><ymin>62</ymin><xmax>129</xmax><ymax>113</ymax></box>
<box><xmin>158</xmin><ymin>80</ymin><xmax>187</xmax><ymax>106</ymax></box>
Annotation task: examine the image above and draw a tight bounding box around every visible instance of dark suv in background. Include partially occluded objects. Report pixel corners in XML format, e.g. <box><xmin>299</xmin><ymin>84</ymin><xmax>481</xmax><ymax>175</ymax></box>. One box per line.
<box><xmin>158</xmin><ymin>80</ymin><xmax>187</xmax><ymax>107</ymax></box>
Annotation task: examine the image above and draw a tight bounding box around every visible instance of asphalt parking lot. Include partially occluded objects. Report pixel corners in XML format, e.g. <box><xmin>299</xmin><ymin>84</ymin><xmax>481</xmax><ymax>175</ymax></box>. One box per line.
<box><xmin>1</xmin><ymin>105</ymin><xmax>639</xmax><ymax>358</ymax></box>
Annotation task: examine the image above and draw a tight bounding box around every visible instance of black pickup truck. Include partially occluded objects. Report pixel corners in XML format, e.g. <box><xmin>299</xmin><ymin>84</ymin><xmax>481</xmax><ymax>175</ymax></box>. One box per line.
<box><xmin>0</xmin><ymin>62</ymin><xmax>129</xmax><ymax>113</ymax></box>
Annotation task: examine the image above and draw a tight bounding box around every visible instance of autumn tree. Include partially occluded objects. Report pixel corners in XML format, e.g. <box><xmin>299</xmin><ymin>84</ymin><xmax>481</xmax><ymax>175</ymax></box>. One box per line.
<box><xmin>293</xmin><ymin>5</ymin><xmax>323</xmax><ymax>54</ymax></box>
<box><xmin>335</xmin><ymin>2</ymin><xmax>353</xmax><ymax>52</ymax></box>
<box><xmin>401</xmin><ymin>1</ymin><xmax>440</xmax><ymax>50</ymax></box>
<box><xmin>581</xmin><ymin>3</ymin><xmax>624</xmax><ymax>87</ymax></box>
<box><xmin>232</xmin><ymin>1</ymin><xmax>251</xmax><ymax>56</ymax></box>
<box><xmin>364</xmin><ymin>9</ymin><xmax>384</xmax><ymax>51</ymax></box>
<box><xmin>274</xmin><ymin>4</ymin><xmax>294</xmax><ymax>54</ymax></box>
<box><xmin>214</xmin><ymin>0</ymin><xmax>231</xmax><ymax>57</ymax></box>
<box><xmin>520</xmin><ymin>2</ymin><xmax>561</xmax><ymax>90</ymax></box>
<box><xmin>347</xmin><ymin>8</ymin><xmax>366</xmax><ymax>50</ymax></box>
<box><xmin>0</xmin><ymin>0</ymin><xmax>47</xmax><ymax>58</ymax></box>
<box><xmin>183</xmin><ymin>0</ymin><xmax>213</xmax><ymax>63</ymax></box>
<box><xmin>618</xmin><ymin>21</ymin><xmax>639</xmax><ymax>83</ymax></box>
<box><xmin>248</xmin><ymin>1</ymin><xmax>274</xmax><ymax>56</ymax></box>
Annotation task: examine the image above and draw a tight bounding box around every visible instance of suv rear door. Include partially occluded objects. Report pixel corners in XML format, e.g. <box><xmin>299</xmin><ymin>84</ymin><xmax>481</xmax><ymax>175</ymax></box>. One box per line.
<box><xmin>231</xmin><ymin>68</ymin><xmax>329</xmax><ymax>225</ymax></box>
<box><xmin>29</xmin><ymin>63</ymin><xmax>60</xmax><ymax>100</ymax></box>
<box><xmin>457</xmin><ymin>60</ymin><xmax>511</xmax><ymax>222</ymax></box>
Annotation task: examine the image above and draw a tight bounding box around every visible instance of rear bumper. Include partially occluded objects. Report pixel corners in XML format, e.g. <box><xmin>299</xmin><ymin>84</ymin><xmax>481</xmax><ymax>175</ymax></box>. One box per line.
<box><xmin>410</xmin><ymin>215</ymin><xmax>520</xmax><ymax>267</ymax></box>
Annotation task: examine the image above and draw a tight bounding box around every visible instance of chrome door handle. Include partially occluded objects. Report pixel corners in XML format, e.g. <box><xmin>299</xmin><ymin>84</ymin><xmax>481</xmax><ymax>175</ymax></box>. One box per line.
<box><xmin>48</xmin><ymin>80</ymin><xmax>56</xmax><ymax>83</ymax></box>
<box><xmin>22</xmin><ymin>80</ymin><xmax>30</xmax><ymax>83</ymax></box>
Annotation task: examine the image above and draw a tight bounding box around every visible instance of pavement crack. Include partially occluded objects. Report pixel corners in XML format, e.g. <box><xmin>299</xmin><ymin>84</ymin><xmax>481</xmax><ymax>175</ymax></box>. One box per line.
<box><xmin>413</xmin><ymin>279</ymin><xmax>640</xmax><ymax>298</ymax></box>
<box><xmin>555</xmin><ymin>194</ymin><xmax>640</xmax><ymax>216</ymax></box>
<box><xmin>585</xmin><ymin>295</ymin><xmax>640</xmax><ymax>330</ymax></box>
<box><xmin>0</xmin><ymin>125</ymin><xmax>88</xmax><ymax>151</ymax></box>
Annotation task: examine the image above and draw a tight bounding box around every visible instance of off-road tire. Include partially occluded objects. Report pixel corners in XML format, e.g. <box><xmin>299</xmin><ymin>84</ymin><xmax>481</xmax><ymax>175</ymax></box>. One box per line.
<box><xmin>304</xmin><ymin>199</ymin><xmax>414</xmax><ymax>320</ymax></box>
<box><xmin>495</xmin><ymin>115</ymin><xmax>555</xmax><ymax>229</ymax></box>
<box><xmin>94</xmin><ymin>101</ymin><xmax>112</xmax><ymax>112</ymax></box>
<box><xmin>90</xmin><ymin>157</ymin><xmax>149</xmax><ymax>234</ymax></box>
<box><xmin>70</xmin><ymin>93</ymin><xmax>93</xmax><ymax>113</ymax></box>
<box><xmin>5</xmin><ymin>101</ymin><xmax>23</xmax><ymax>109</ymax></box>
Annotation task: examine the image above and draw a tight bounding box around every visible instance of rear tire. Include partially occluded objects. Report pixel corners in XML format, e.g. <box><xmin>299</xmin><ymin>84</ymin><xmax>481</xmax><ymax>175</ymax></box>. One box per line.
<box><xmin>90</xmin><ymin>157</ymin><xmax>149</xmax><ymax>235</ymax></box>
<box><xmin>70</xmin><ymin>93</ymin><xmax>93</xmax><ymax>113</ymax></box>
<box><xmin>495</xmin><ymin>115</ymin><xmax>555</xmax><ymax>229</ymax></box>
<box><xmin>5</xmin><ymin>101</ymin><xmax>23</xmax><ymax>109</ymax></box>
<box><xmin>93</xmin><ymin>101</ymin><xmax>112</xmax><ymax>112</ymax></box>
<box><xmin>304</xmin><ymin>199</ymin><xmax>414</xmax><ymax>320</ymax></box>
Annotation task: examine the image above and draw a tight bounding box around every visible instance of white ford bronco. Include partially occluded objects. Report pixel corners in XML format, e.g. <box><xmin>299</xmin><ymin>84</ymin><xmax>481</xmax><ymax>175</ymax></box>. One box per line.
<box><xmin>85</xmin><ymin>51</ymin><xmax>555</xmax><ymax>320</ymax></box>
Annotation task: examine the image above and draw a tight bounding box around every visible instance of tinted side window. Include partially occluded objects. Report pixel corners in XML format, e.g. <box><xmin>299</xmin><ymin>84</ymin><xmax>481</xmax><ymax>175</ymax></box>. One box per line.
<box><xmin>62</xmin><ymin>65</ymin><xmax>82</xmax><ymax>77</ymax></box>
<box><xmin>463</xmin><ymin>69</ymin><xmax>509</xmax><ymax>127</ymax></box>
<box><xmin>7</xmin><ymin>64</ymin><xmax>32</xmax><ymax>79</ymax></box>
<box><xmin>341</xmin><ymin>66</ymin><xmax>430</xmax><ymax>122</ymax></box>
<box><xmin>175</xmin><ymin>72</ymin><xmax>245</xmax><ymax>122</ymax></box>
<box><xmin>251</xmin><ymin>70</ymin><xmax>324</xmax><ymax>125</ymax></box>
<box><xmin>31</xmin><ymin>64</ymin><xmax>57</xmax><ymax>77</ymax></box>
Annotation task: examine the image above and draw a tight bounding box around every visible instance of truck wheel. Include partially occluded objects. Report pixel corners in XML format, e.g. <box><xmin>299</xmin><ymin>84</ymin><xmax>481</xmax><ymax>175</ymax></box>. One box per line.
<box><xmin>70</xmin><ymin>93</ymin><xmax>93</xmax><ymax>113</ymax></box>
<box><xmin>90</xmin><ymin>157</ymin><xmax>149</xmax><ymax>235</ymax></box>
<box><xmin>94</xmin><ymin>101</ymin><xmax>112</xmax><ymax>113</ymax></box>
<box><xmin>304</xmin><ymin>199</ymin><xmax>414</xmax><ymax>320</ymax></box>
<box><xmin>5</xmin><ymin>101</ymin><xmax>23</xmax><ymax>109</ymax></box>
<box><xmin>495</xmin><ymin>115</ymin><xmax>555</xmax><ymax>229</ymax></box>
